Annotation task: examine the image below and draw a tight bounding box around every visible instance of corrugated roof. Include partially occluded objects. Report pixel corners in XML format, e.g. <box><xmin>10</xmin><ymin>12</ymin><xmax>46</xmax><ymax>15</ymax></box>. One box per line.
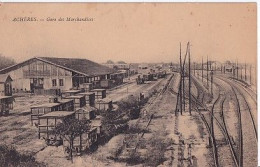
<box><xmin>38</xmin><ymin>57</ymin><xmax>114</xmax><ymax>76</ymax></box>
<box><xmin>0</xmin><ymin>57</ymin><xmax>115</xmax><ymax>76</ymax></box>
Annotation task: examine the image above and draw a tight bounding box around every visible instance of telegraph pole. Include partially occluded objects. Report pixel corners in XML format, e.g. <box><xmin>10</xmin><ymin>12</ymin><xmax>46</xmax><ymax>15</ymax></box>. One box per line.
<box><xmin>179</xmin><ymin>43</ymin><xmax>183</xmax><ymax>115</ymax></box>
<box><xmin>245</xmin><ymin>63</ymin><xmax>247</xmax><ymax>82</ymax></box>
<box><xmin>236</xmin><ymin>60</ymin><xmax>239</xmax><ymax>79</ymax></box>
<box><xmin>202</xmin><ymin>57</ymin><xmax>203</xmax><ymax>82</ymax></box>
<box><xmin>207</xmin><ymin>56</ymin><xmax>209</xmax><ymax>87</ymax></box>
<box><xmin>240</xmin><ymin>64</ymin><xmax>243</xmax><ymax>80</ymax></box>
<box><xmin>210</xmin><ymin>70</ymin><xmax>213</xmax><ymax>96</ymax></box>
<box><xmin>188</xmin><ymin>44</ymin><xmax>191</xmax><ymax>115</ymax></box>
<box><xmin>250</xmin><ymin>65</ymin><xmax>252</xmax><ymax>85</ymax></box>
<box><xmin>194</xmin><ymin>62</ymin><xmax>195</xmax><ymax>75</ymax></box>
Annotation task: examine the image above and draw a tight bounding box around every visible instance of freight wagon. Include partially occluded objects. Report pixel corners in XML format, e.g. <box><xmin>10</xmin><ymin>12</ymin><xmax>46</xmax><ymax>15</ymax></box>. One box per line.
<box><xmin>64</xmin><ymin>95</ymin><xmax>86</xmax><ymax>109</ymax></box>
<box><xmin>38</xmin><ymin>111</ymin><xmax>75</xmax><ymax>142</ymax></box>
<box><xmin>78</xmin><ymin>92</ymin><xmax>95</xmax><ymax>107</ymax></box>
<box><xmin>31</xmin><ymin>103</ymin><xmax>61</xmax><ymax>125</ymax></box>
<box><xmin>0</xmin><ymin>96</ymin><xmax>14</xmax><ymax>116</ymax></box>
<box><xmin>63</xmin><ymin>127</ymin><xmax>98</xmax><ymax>155</ymax></box>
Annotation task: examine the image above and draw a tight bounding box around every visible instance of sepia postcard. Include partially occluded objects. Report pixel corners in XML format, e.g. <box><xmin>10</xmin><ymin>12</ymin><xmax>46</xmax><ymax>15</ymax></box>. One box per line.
<box><xmin>0</xmin><ymin>2</ymin><xmax>257</xmax><ymax>167</ymax></box>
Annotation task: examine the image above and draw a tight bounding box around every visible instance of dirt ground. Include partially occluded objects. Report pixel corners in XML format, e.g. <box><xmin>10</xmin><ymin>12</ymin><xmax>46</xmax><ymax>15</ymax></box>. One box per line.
<box><xmin>0</xmin><ymin>94</ymin><xmax>52</xmax><ymax>154</ymax></box>
<box><xmin>34</xmin><ymin>77</ymin><xmax>169</xmax><ymax>166</ymax></box>
<box><xmin>0</xmin><ymin>74</ymin><xmax>214</xmax><ymax>166</ymax></box>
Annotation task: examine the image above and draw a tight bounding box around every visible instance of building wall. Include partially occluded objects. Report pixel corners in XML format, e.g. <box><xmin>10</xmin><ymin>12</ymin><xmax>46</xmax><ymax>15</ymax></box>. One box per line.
<box><xmin>4</xmin><ymin>59</ymin><xmax>73</xmax><ymax>91</ymax></box>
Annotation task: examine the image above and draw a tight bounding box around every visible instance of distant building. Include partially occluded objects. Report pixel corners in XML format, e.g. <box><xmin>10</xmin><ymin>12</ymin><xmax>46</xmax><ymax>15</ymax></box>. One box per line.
<box><xmin>0</xmin><ymin>74</ymin><xmax>13</xmax><ymax>96</ymax></box>
<box><xmin>0</xmin><ymin>57</ymin><xmax>115</xmax><ymax>93</ymax></box>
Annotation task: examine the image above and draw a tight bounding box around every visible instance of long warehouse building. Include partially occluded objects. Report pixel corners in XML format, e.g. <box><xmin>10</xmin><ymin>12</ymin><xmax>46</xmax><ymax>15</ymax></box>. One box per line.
<box><xmin>0</xmin><ymin>57</ymin><xmax>115</xmax><ymax>93</ymax></box>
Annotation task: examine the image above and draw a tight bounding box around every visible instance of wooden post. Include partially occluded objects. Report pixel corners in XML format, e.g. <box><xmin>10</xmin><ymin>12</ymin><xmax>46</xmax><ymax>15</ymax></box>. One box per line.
<box><xmin>211</xmin><ymin>71</ymin><xmax>213</xmax><ymax>96</ymax></box>
<box><xmin>193</xmin><ymin>62</ymin><xmax>195</xmax><ymax>75</ymax></box>
<box><xmin>236</xmin><ymin>60</ymin><xmax>239</xmax><ymax>79</ymax></box>
<box><xmin>202</xmin><ymin>57</ymin><xmax>203</xmax><ymax>82</ymax></box>
<box><xmin>179</xmin><ymin>43</ymin><xmax>183</xmax><ymax>115</ymax></box>
<box><xmin>250</xmin><ymin>65</ymin><xmax>252</xmax><ymax>84</ymax></box>
<box><xmin>207</xmin><ymin>56</ymin><xmax>209</xmax><ymax>87</ymax></box>
<box><xmin>245</xmin><ymin>63</ymin><xmax>247</xmax><ymax>82</ymax></box>
<box><xmin>188</xmin><ymin>44</ymin><xmax>191</xmax><ymax>115</ymax></box>
<box><xmin>240</xmin><ymin>64</ymin><xmax>243</xmax><ymax>80</ymax></box>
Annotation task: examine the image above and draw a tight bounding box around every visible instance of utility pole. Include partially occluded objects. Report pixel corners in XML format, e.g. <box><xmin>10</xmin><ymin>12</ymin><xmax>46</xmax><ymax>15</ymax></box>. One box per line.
<box><xmin>202</xmin><ymin>57</ymin><xmax>203</xmax><ymax>82</ymax></box>
<box><xmin>209</xmin><ymin>57</ymin><xmax>212</xmax><ymax>71</ymax></box>
<box><xmin>250</xmin><ymin>65</ymin><xmax>252</xmax><ymax>85</ymax></box>
<box><xmin>179</xmin><ymin>43</ymin><xmax>183</xmax><ymax>115</ymax></box>
<box><xmin>194</xmin><ymin>62</ymin><xmax>195</xmax><ymax>75</ymax></box>
<box><xmin>182</xmin><ymin>66</ymin><xmax>185</xmax><ymax>112</ymax></box>
<box><xmin>236</xmin><ymin>60</ymin><xmax>239</xmax><ymax>79</ymax></box>
<box><xmin>240</xmin><ymin>64</ymin><xmax>243</xmax><ymax>80</ymax></box>
<box><xmin>245</xmin><ymin>63</ymin><xmax>247</xmax><ymax>82</ymax></box>
<box><xmin>207</xmin><ymin>56</ymin><xmax>209</xmax><ymax>87</ymax></box>
<box><xmin>188</xmin><ymin>43</ymin><xmax>191</xmax><ymax>115</ymax></box>
<box><xmin>210</xmin><ymin>70</ymin><xmax>213</xmax><ymax>96</ymax></box>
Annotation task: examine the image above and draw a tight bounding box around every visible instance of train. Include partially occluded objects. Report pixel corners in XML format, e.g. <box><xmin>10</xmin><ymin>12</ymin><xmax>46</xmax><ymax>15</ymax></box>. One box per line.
<box><xmin>136</xmin><ymin>70</ymin><xmax>167</xmax><ymax>84</ymax></box>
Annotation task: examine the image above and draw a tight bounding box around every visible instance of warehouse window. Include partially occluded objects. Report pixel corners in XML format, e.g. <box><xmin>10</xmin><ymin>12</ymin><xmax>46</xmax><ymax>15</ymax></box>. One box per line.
<box><xmin>52</xmin><ymin>79</ymin><xmax>57</xmax><ymax>87</ymax></box>
<box><xmin>59</xmin><ymin>79</ymin><xmax>64</xmax><ymax>86</ymax></box>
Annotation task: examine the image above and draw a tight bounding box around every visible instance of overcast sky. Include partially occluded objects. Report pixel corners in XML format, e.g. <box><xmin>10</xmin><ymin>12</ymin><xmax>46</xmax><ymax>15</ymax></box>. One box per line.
<box><xmin>0</xmin><ymin>3</ymin><xmax>256</xmax><ymax>64</ymax></box>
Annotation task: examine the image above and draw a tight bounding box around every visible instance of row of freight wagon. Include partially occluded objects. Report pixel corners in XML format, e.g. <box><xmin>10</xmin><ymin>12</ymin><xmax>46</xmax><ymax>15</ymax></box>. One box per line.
<box><xmin>30</xmin><ymin>88</ymin><xmax>114</xmax><ymax>155</ymax></box>
<box><xmin>136</xmin><ymin>70</ymin><xmax>167</xmax><ymax>84</ymax></box>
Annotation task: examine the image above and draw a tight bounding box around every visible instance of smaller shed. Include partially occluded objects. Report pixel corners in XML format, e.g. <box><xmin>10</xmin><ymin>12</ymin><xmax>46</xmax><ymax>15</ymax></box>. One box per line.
<box><xmin>75</xmin><ymin>106</ymin><xmax>97</xmax><ymax>120</ymax></box>
<box><xmin>0</xmin><ymin>74</ymin><xmax>13</xmax><ymax>96</ymax></box>
<box><xmin>91</xmin><ymin>89</ymin><xmax>106</xmax><ymax>99</ymax></box>
<box><xmin>78</xmin><ymin>92</ymin><xmax>95</xmax><ymax>107</ymax></box>
<box><xmin>31</xmin><ymin>103</ymin><xmax>61</xmax><ymax>125</ymax></box>
<box><xmin>38</xmin><ymin>111</ymin><xmax>75</xmax><ymax>140</ymax></box>
<box><xmin>95</xmin><ymin>98</ymin><xmax>113</xmax><ymax>111</ymax></box>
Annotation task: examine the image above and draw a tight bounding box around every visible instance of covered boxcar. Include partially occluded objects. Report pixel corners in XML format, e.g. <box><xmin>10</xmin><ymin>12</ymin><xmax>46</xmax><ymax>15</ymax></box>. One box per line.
<box><xmin>95</xmin><ymin>98</ymin><xmax>113</xmax><ymax>111</ymax></box>
<box><xmin>78</xmin><ymin>92</ymin><xmax>95</xmax><ymax>107</ymax></box>
<box><xmin>79</xmin><ymin>83</ymin><xmax>93</xmax><ymax>92</ymax></box>
<box><xmin>61</xmin><ymin>90</ymin><xmax>82</xmax><ymax>98</ymax></box>
<box><xmin>91</xmin><ymin>89</ymin><xmax>106</xmax><ymax>100</ymax></box>
<box><xmin>75</xmin><ymin>106</ymin><xmax>96</xmax><ymax>120</ymax></box>
<box><xmin>63</xmin><ymin>127</ymin><xmax>98</xmax><ymax>154</ymax></box>
<box><xmin>0</xmin><ymin>96</ymin><xmax>14</xmax><ymax>115</ymax></box>
<box><xmin>31</xmin><ymin>103</ymin><xmax>61</xmax><ymax>125</ymax></box>
<box><xmin>38</xmin><ymin>111</ymin><xmax>75</xmax><ymax>141</ymax></box>
<box><xmin>58</xmin><ymin>99</ymin><xmax>74</xmax><ymax>111</ymax></box>
<box><xmin>64</xmin><ymin>95</ymin><xmax>86</xmax><ymax>109</ymax></box>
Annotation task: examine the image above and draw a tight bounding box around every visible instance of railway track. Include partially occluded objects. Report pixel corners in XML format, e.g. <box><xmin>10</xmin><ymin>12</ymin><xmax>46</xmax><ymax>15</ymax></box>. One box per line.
<box><xmin>216</xmin><ymin>76</ymin><xmax>257</xmax><ymax>167</ymax></box>
<box><xmin>211</xmin><ymin>81</ymin><xmax>240</xmax><ymax>167</ymax></box>
<box><xmin>190</xmin><ymin>76</ymin><xmax>240</xmax><ymax>167</ymax></box>
<box><xmin>122</xmin><ymin>73</ymin><xmax>175</xmax><ymax>152</ymax></box>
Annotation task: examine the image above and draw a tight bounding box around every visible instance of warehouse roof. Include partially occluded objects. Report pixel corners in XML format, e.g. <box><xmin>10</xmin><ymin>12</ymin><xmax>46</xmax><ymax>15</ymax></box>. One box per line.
<box><xmin>39</xmin><ymin>57</ymin><xmax>114</xmax><ymax>76</ymax></box>
<box><xmin>0</xmin><ymin>57</ymin><xmax>115</xmax><ymax>77</ymax></box>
